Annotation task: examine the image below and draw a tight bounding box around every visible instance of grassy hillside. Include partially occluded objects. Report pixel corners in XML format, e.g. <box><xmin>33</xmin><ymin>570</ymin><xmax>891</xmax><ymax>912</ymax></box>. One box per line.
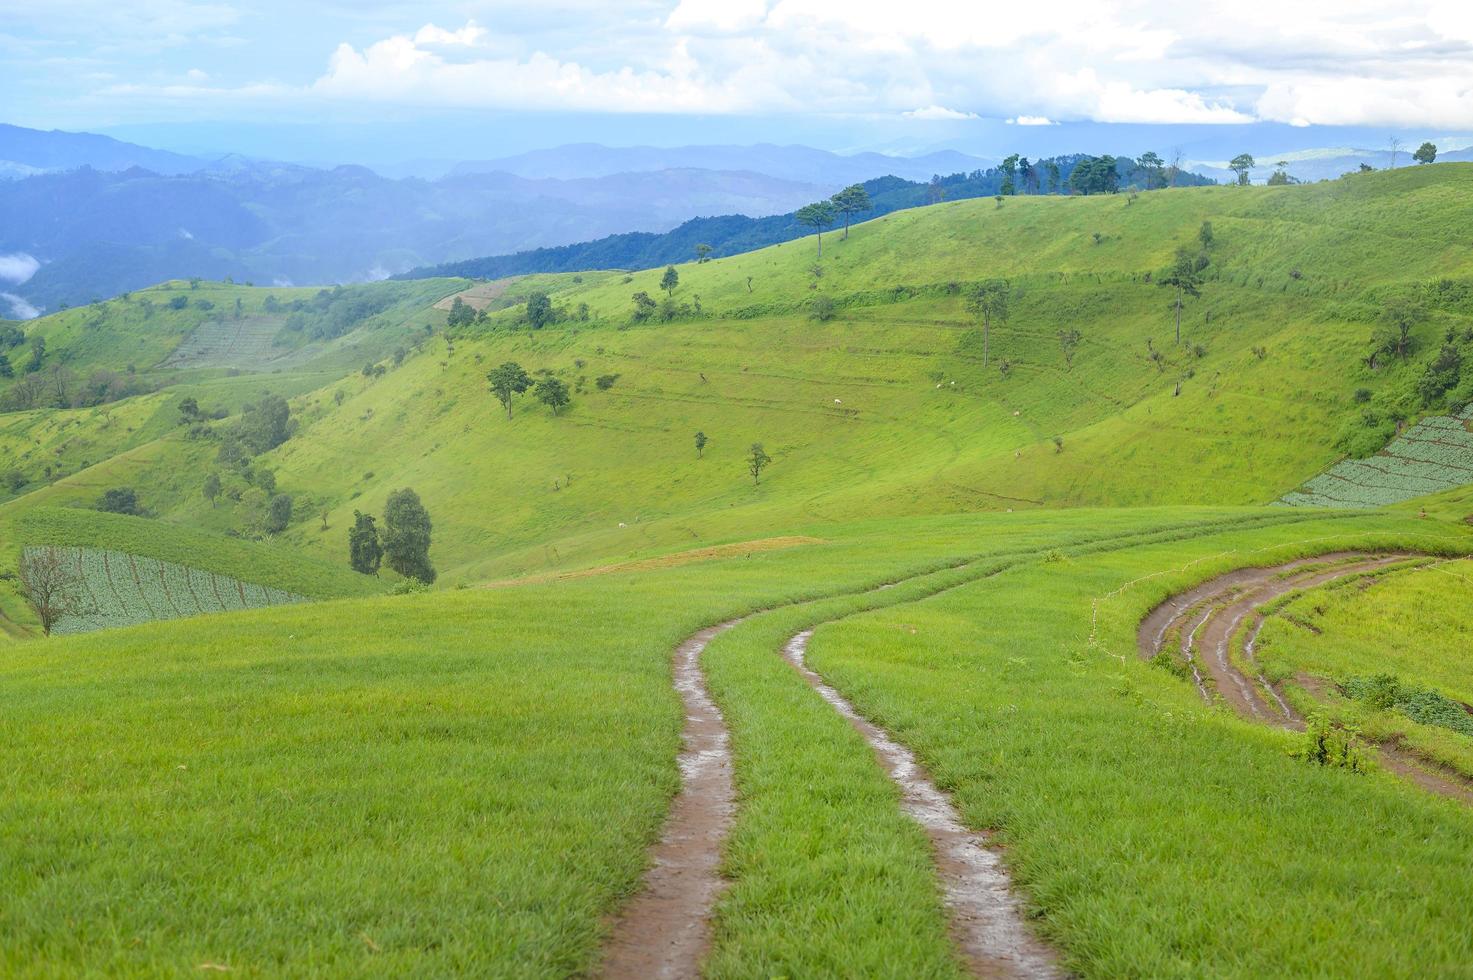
<box><xmin>6</xmin><ymin>168</ymin><xmax>1472</xmax><ymax>591</ymax></box>
<box><xmin>6</xmin><ymin>166</ymin><xmax>1473</xmax><ymax>974</ymax></box>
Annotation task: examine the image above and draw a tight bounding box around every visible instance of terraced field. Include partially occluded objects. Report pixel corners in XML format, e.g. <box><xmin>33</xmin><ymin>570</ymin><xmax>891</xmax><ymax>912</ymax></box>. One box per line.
<box><xmin>161</xmin><ymin>315</ymin><xmax>300</xmax><ymax>370</ymax></box>
<box><xmin>29</xmin><ymin>545</ymin><xmax>304</xmax><ymax>634</ymax></box>
<box><xmin>1282</xmin><ymin>410</ymin><xmax>1473</xmax><ymax>508</ymax></box>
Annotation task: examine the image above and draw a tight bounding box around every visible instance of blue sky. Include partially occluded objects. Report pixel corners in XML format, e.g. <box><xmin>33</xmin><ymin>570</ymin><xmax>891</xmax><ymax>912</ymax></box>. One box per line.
<box><xmin>4</xmin><ymin>1</ymin><xmax>1472</xmax><ymax>162</ymax></box>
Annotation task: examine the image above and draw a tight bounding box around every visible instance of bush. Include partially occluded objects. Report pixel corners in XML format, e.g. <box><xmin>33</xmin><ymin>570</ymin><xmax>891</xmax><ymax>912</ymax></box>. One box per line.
<box><xmin>595</xmin><ymin>374</ymin><xmax>620</xmax><ymax>391</ymax></box>
<box><xmin>809</xmin><ymin>295</ymin><xmax>836</xmax><ymax>321</ymax></box>
<box><xmin>97</xmin><ymin>487</ymin><xmax>142</xmax><ymax>516</ymax></box>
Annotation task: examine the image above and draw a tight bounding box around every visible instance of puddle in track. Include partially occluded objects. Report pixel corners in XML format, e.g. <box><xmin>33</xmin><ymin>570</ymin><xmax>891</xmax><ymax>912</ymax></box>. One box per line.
<box><xmin>783</xmin><ymin>630</ymin><xmax>1060</xmax><ymax>979</ymax></box>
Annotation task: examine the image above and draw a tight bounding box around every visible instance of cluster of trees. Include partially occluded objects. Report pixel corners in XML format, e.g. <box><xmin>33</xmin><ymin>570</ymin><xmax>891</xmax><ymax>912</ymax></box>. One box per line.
<box><xmin>792</xmin><ymin>184</ymin><xmax>873</xmax><ymax>257</ymax></box>
<box><xmin>487</xmin><ymin>361</ymin><xmax>571</xmax><ymax>417</ymax></box>
<box><xmin>348</xmin><ymin>488</ymin><xmax>435</xmax><ymax>583</ymax></box>
<box><xmin>1</xmin><ymin>362</ymin><xmax>155</xmax><ymax>412</ymax></box>
<box><xmin>275</xmin><ymin>285</ymin><xmax>398</xmax><ymax>342</ymax></box>
<box><xmin>630</xmin><ymin>268</ymin><xmax>703</xmax><ymax>323</ymax></box>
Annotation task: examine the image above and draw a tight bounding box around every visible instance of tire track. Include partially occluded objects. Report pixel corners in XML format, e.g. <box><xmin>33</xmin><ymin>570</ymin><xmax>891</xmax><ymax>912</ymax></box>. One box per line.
<box><xmin>1140</xmin><ymin>553</ymin><xmax>1473</xmax><ymax>804</ymax></box>
<box><xmin>601</xmin><ymin>512</ymin><xmax>1320</xmax><ymax>976</ymax></box>
<box><xmin>599</xmin><ymin>620</ymin><xmax>740</xmax><ymax>980</ymax></box>
<box><xmin>783</xmin><ymin>629</ymin><xmax>1060</xmax><ymax>979</ymax></box>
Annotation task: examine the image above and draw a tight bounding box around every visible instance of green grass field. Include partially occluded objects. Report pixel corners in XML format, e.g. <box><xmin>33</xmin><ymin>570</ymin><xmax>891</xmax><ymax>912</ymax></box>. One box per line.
<box><xmin>5</xmin><ymin>165</ymin><xmax>1473</xmax><ymax>975</ymax></box>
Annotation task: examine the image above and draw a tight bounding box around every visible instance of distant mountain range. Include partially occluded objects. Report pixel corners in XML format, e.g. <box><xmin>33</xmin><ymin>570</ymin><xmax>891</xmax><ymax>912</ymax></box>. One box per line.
<box><xmin>0</xmin><ymin>123</ymin><xmax>207</xmax><ymax>178</ymax></box>
<box><xmin>400</xmin><ymin>154</ymin><xmax>1217</xmax><ymax>283</ymax></box>
<box><xmin>447</xmin><ymin>143</ymin><xmax>997</xmax><ymax>185</ymax></box>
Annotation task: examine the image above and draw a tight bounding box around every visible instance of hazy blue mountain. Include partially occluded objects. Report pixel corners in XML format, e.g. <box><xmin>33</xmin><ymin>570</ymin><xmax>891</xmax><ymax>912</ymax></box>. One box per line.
<box><xmin>0</xmin><ymin>123</ymin><xmax>207</xmax><ymax>176</ymax></box>
<box><xmin>0</xmin><ymin>162</ymin><xmax>829</xmax><ymax>313</ymax></box>
<box><xmin>449</xmin><ymin>143</ymin><xmax>996</xmax><ymax>185</ymax></box>
<box><xmin>403</xmin><ymin>154</ymin><xmax>1216</xmax><ymax>283</ymax></box>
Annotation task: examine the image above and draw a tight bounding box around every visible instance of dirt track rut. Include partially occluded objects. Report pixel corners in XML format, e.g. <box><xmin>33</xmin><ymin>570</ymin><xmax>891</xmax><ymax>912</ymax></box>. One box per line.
<box><xmin>1139</xmin><ymin>553</ymin><xmax>1473</xmax><ymax>805</ymax></box>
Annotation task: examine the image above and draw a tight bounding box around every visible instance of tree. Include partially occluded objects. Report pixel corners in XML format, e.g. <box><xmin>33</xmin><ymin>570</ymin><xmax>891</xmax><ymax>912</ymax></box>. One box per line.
<box><xmin>1414</xmin><ymin>142</ymin><xmax>1438</xmax><ymax>165</ymax></box>
<box><xmin>348</xmin><ymin>510</ymin><xmax>383</xmax><ymax>575</ymax></box>
<box><xmin>1199</xmin><ymin>221</ymin><xmax>1214</xmax><ymax>248</ymax></box>
<box><xmin>964</xmin><ymin>279</ymin><xmax>1010</xmax><ymax>367</ymax></box>
<box><xmin>178</xmin><ymin>396</ymin><xmax>200</xmax><ymax>422</ymax></box>
<box><xmin>695</xmin><ymin>243</ymin><xmax>713</xmax><ymax>262</ymax></box>
<box><xmin>202</xmin><ymin>472</ymin><xmax>221</xmax><ymax>508</ymax></box>
<box><xmin>0</xmin><ymin>353</ymin><xmax>11</xmax><ymax>378</ymax></box>
<box><xmin>747</xmin><ymin>443</ymin><xmax>772</xmax><ymax>485</ymax></box>
<box><xmin>1138</xmin><ymin>151</ymin><xmax>1164</xmax><ymax>189</ymax></box>
<box><xmin>660</xmin><ymin>266</ymin><xmax>679</xmax><ymax>297</ymax></box>
<box><xmin>1228</xmin><ymin>153</ymin><xmax>1255</xmax><ymax>185</ymax></box>
<box><xmin>1068</xmin><ymin>155</ymin><xmax>1119</xmax><ymax>195</ymax></box>
<box><xmin>1374</xmin><ymin>299</ymin><xmax>1422</xmax><ymax>360</ymax></box>
<box><xmin>1000</xmin><ymin>154</ymin><xmax>1020</xmax><ymax>194</ymax></box>
<box><xmin>25</xmin><ymin>335</ymin><xmax>44</xmax><ymax>373</ymax></box>
<box><xmin>1057</xmin><ymin>329</ymin><xmax>1082</xmax><ymax>369</ymax></box>
<box><xmin>534</xmin><ymin>376</ymin><xmax>571</xmax><ymax>416</ymax></box>
<box><xmin>809</xmin><ymin>295</ymin><xmax>836</xmax><ymax>321</ymax></box>
<box><xmin>631</xmin><ymin>291</ymin><xmax>658</xmax><ymax>322</ymax></box>
<box><xmin>525</xmin><ymin>292</ymin><xmax>554</xmax><ymax>329</ymax></box>
<box><xmin>1158</xmin><ymin>250</ymin><xmax>1204</xmax><ymax>345</ymax></box>
<box><xmin>97</xmin><ymin>487</ymin><xmax>141</xmax><ymax>515</ymax></box>
<box><xmin>695</xmin><ymin>431</ymin><xmax>708</xmax><ymax>458</ymax></box>
<box><xmin>1045</xmin><ymin>160</ymin><xmax>1061</xmax><ymax>194</ymax></box>
<box><xmin>795</xmin><ymin>201</ymin><xmax>837</xmax><ymax>258</ymax></box>
<box><xmin>830</xmin><ymin>184</ymin><xmax>872</xmax><ymax>239</ymax></box>
<box><xmin>383</xmin><ymin>488</ymin><xmax>435</xmax><ymax>583</ymax></box>
<box><xmin>487</xmin><ymin>362</ymin><xmax>531</xmax><ymax>419</ymax></box>
<box><xmin>1388</xmin><ymin>136</ymin><xmax>1402</xmax><ymax>169</ymax></box>
<box><xmin>18</xmin><ymin>548</ymin><xmax>81</xmax><ymax>635</ymax></box>
<box><xmin>265</xmin><ymin>493</ymin><xmax>293</xmax><ymax>534</ymax></box>
<box><xmin>238</xmin><ymin>395</ymin><xmax>293</xmax><ymax>452</ymax></box>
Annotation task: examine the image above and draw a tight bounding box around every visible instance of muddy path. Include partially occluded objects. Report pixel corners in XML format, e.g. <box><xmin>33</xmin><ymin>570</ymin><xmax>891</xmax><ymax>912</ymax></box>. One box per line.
<box><xmin>600</xmin><ymin>514</ymin><xmax>1319</xmax><ymax>976</ymax></box>
<box><xmin>599</xmin><ymin>621</ymin><xmax>740</xmax><ymax>979</ymax></box>
<box><xmin>1139</xmin><ymin>553</ymin><xmax>1473</xmax><ymax>805</ymax></box>
<box><xmin>783</xmin><ymin>630</ymin><xmax>1060</xmax><ymax>979</ymax></box>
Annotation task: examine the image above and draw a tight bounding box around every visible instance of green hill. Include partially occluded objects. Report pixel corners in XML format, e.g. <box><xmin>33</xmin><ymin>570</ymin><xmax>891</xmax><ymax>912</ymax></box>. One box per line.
<box><xmin>5</xmin><ymin>166</ymin><xmax>1473</xmax><ymax>975</ymax></box>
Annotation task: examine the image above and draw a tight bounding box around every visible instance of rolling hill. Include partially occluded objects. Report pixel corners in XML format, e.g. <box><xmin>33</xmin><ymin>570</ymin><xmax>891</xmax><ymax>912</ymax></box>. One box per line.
<box><xmin>4</xmin><ymin>165</ymin><xmax>1473</xmax><ymax>976</ymax></box>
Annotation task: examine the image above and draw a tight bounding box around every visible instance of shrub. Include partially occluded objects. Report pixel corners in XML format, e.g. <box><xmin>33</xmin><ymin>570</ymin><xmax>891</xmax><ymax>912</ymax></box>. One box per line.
<box><xmin>97</xmin><ymin>487</ymin><xmax>142</xmax><ymax>516</ymax></box>
<box><xmin>595</xmin><ymin>374</ymin><xmax>620</xmax><ymax>391</ymax></box>
<box><xmin>810</xmin><ymin>295</ymin><xmax>836</xmax><ymax>321</ymax></box>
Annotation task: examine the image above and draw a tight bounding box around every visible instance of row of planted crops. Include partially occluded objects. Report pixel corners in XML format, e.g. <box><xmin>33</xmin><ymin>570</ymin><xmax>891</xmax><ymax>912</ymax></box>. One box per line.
<box><xmin>1282</xmin><ymin>410</ymin><xmax>1473</xmax><ymax>508</ymax></box>
<box><xmin>28</xmin><ymin>546</ymin><xmax>303</xmax><ymax>635</ymax></box>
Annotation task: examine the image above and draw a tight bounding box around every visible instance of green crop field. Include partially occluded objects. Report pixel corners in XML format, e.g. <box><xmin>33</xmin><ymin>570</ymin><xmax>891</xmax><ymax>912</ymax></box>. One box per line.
<box><xmin>5</xmin><ymin>165</ymin><xmax>1473</xmax><ymax>976</ymax></box>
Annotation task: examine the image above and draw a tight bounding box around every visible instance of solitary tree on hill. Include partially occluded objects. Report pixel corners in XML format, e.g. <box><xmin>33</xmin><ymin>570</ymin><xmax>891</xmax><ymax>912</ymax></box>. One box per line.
<box><xmin>1058</xmin><ymin>329</ymin><xmax>1083</xmax><ymax>370</ymax></box>
<box><xmin>1374</xmin><ymin>299</ymin><xmax>1422</xmax><ymax>361</ymax></box>
<box><xmin>795</xmin><ymin>201</ymin><xmax>837</xmax><ymax>258</ymax></box>
<box><xmin>830</xmin><ymin>184</ymin><xmax>872</xmax><ymax>239</ymax></box>
<box><xmin>383</xmin><ymin>489</ymin><xmax>435</xmax><ymax>584</ymax></box>
<box><xmin>525</xmin><ymin>291</ymin><xmax>554</xmax><ymax>329</ymax></box>
<box><xmin>747</xmin><ymin>443</ymin><xmax>772</xmax><ymax>485</ymax></box>
<box><xmin>1414</xmin><ymin>142</ymin><xmax>1438</xmax><ymax>165</ymax></box>
<box><xmin>202</xmin><ymin>472</ymin><xmax>221</xmax><ymax>508</ymax></box>
<box><xmin>487</xmin><ymin>361</ymin><xmax>532</xmax><ymax>419</ymax></box>
<box><xmin>1157</xmin><ymin>250</ymin><xmax>1204</xmax><ymax>345</ymax></box>
<box><xmin>18</xmin><ymin>547</ymin><xmax>81</xmax><ymax>636</ymax></box>
<box><xmin>660</xmin><ymin>266</ymin><xmax>679</xmax><ymax>297</ymax></box>
<box><xmin>534</xmin><ymin>376</ymin><xmax>571</xmax><ymax>416</ymax></box>
<box><xmin>1228</xmin><ymin>153</ymin><xmax>1255</xmax><ymax>185</ymax></box>
<box><xmin>965</xmin><ymin>279</ymin><xmax>1010</xmax><ymax>367</ymax></box>
<box><xmin>695</xmin><ymin>243</ymin><xmax>713</xmax><ymax>262</ymax></box>
<box><xmin>695</xmin><ymin>430</ymin><xmax>708</xmax><ymax>458</ymax></box>
<box><xmin>348</xmin><ymin>510</ymin><xmax>382</xmax><ymax>575</ymax></box>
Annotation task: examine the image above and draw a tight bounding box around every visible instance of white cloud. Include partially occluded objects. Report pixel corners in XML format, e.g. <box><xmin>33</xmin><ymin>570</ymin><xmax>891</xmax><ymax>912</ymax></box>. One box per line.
<box><xmin>68</xmin><ymin>3</ymin><xmax>1473</xmax><ymax>128</ymax></box>
<box><xmin>1</xmin><ymin>292</ymin><xmax>41</xmax><ymax>319</ymax></box>
<box><xmin>1008</xmin><ymin>115</ymin><xmax>1057</xmax><ymax>126</ymax></box>
<box><xmin>0</xmin><ymin>252</ymin><xmax>40</xmax><ymax>285</ymax></box>
<box><xmin>903</xmin><ymin>105</ymin><xmax>977</xmax><ymax>120</ymax></box>
<box><xmin>413</xmin><ymin>21</ymin><xmax>488</xmax><ymax>47</ymax></box>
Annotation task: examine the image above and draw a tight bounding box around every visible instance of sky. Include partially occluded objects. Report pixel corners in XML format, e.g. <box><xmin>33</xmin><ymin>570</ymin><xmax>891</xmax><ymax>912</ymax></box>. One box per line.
<box><xmin>3</xmin><ymin>0</ymin><xmax>1472</xmax><ymax>163</ymax></box>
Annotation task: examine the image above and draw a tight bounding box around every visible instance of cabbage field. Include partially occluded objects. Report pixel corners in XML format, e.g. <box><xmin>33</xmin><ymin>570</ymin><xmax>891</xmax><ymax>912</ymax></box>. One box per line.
<box><xmin>1281</xmin><ymin>410</ymin><xmax>1473</xmax><ymax>508</ymax></box>
<box><xmin>27</xmin><ymin>546</ymin><xmax>305</xmax><ymax>635</ymax></box>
